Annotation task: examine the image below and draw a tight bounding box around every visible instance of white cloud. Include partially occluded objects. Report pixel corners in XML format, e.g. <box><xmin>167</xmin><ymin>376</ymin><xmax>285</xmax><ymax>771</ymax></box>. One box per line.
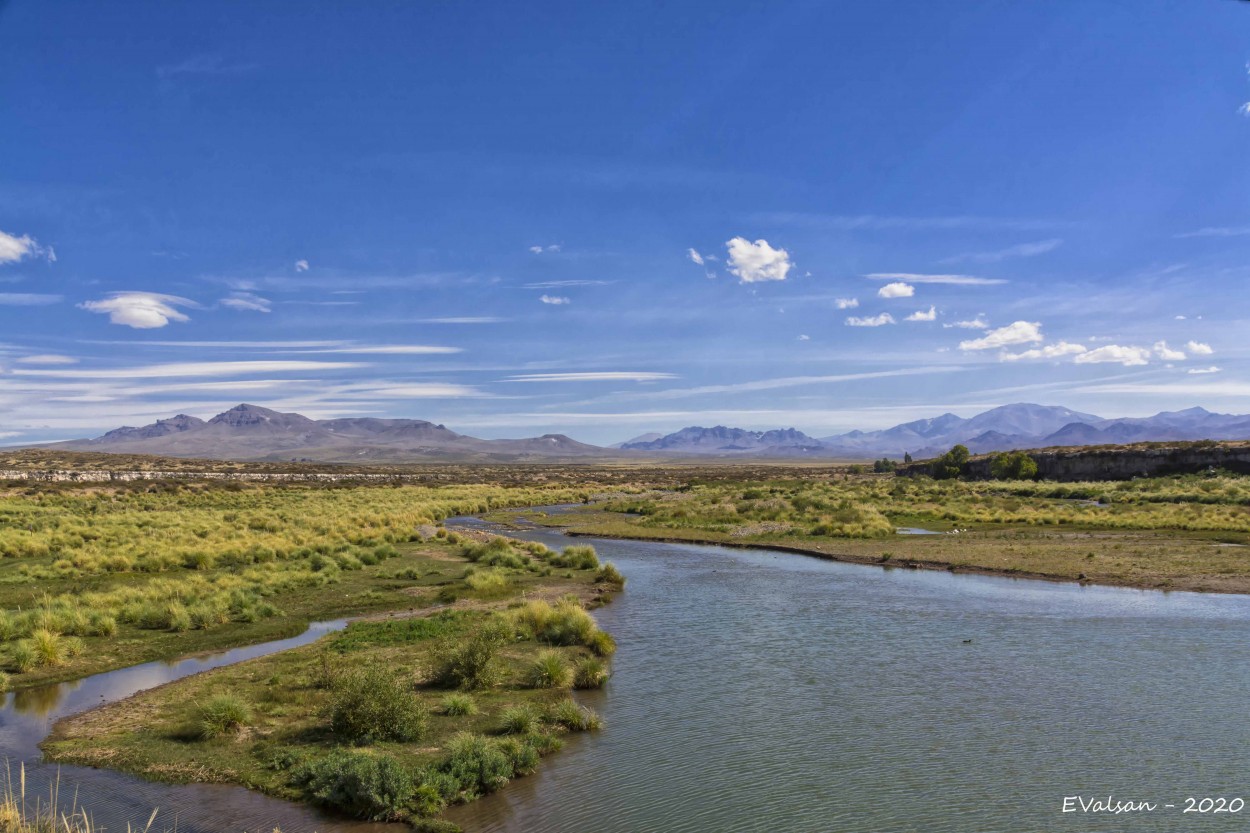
<box><xmin>905</xmin><ymin>306</ymin><xmax>936</xmax><ymax>322</ymax></box>
<box><xmin>505</xmin><ymin>372</ymin><xmax>676</xmax><ymax>383</ymax></box>
<box><xmin>845</xmin><ymin>313</ymin><xmax>896</xmax><ymax>327</ymax></box>
<box><xmin>999</xmin><ymin>341</ymin><xmax>1087</xmax><ymax>362</ymax></box>
<box><xmin>1186</xmin><ymin>340</ymin><xmax>1214</xmax><ymax>355</ymax></box>
<box><xmin>540</xmin><ymin>295</ymin><xmax>570</xmax><ymax>305</ymax></box>
<box><xmin>308</xmin><ymin>345</ymin><xmax>461</xmax><ymax>355</ymax></box>
<box><xmin>865</xmin><ymin>273</ymin><xmax>1006</xmax><ymax>286</ymax></box>
<box><xmin>0</xmin><ymin>293</ymin><xmax>62</xmax><ymax>306</ymax></box>
<box><xmin>1174</xmin><ymin>315</ymin><xmax>1187</xmax><ymax>320</ymax></box>
<box><xmin>725</xmin><ymin>237</ymin><xmax>792</xmax><ymax>283</ymax></box>
<box><xmin>78</xmin><ymin>292</ymin><xmax>196</xmax><ymax>329</ymax></box>
<box><xmin>529</xmin><ymin>246</ymin><xmax>544</xmax><ymax>254</ymax></box>
<box><xmin>877</xmin><ymin>282</ymin><xmax>914</xmax><ymax>299</ymax></box>
<box><xmin>14</xmin><ymin>360</ymin><xmax>366</xmax><ymax>379</ymax></box>
<box><xmin>529</xmin><ymin>244</ymin><xmax>561</xmax><ymax>254</ymax></box>
<box><xmin>1153</xmin><ymin>340</ymin><xmax>1186</xmax><ymax>361</ymax></box>
<box><xmin>1073</xmin><ymin>344</ymin><xmax>1152</xmax><ymax>366</ymax></box>
<box><xmin>687</xmin><ymin>248</ymin><xmax>704</xmax><ymax>266</ymax></box>
<box><xmin>15</xmin><ymin>354</ymin><xmax>77</xmax><ymax>365</ymax></box>
<box><xmin>959</xmin><ymin>320</ymin><xmax>1043</xmax><ymax>351</ymax></box>
<box><xmin>220</xmin><ymin>292</ymin><xmax>272</xmax><ymax>313</ymax></box>
<box><xmin>1188</xmin><ymin>366</ymin><xmax>1221</xmax><ymax>375</ymax></box>
<box><xmin>944</xmin><ymin>316</ymin><xmax>989</xmax><ymax>330</ymax></box>
<box><xmin>941</xmin><ymin>239</ymin><xmax>1062</xmax><ymax>264</ymax></box>
<box><xmin>295</xmin><ymin>259</ymin><xmax>310</xmax><ymax>272</ymax></box>
<box><xmin>1175</xmin><ymin>226</ymin><xmax>1250</xmax><ymax>238</ymax></box>
<box><xmin>416</xmin><ymin>317</ymin><xmax>507</xmax><ymax>324</ymax></box>
<box><xmin>834</xmin><ymin>298</ymin><xmax>859</xmax><ymax>309</ymax></box>
<box><xmin>797</xmin><ymin>334</ymin><xmax>810</xmax><ymax>341</ymax></box>
<box><xmin>0</xmin><ymin>230</ymin><xmax>52</xmax><ymax>265</ymax></box>
<box><xmin>523</xmin><ymin>280</ymin><xmax>611</xmax><ymax>289</ymax></box>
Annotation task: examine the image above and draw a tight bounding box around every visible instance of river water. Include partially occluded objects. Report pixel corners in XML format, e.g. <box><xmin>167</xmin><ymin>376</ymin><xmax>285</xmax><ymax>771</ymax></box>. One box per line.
<box><xmin>447</xmin><ymin>516</ymin><xmax>1250</xmax><ymax>833</ymax></box>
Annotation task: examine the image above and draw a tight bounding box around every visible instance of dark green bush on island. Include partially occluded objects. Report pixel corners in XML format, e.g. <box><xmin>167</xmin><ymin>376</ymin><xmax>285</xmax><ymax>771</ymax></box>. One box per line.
<box><xmin>293</xmin><ymin>750</ymin><xmax>415</xmax><ymax>821</ymax></box>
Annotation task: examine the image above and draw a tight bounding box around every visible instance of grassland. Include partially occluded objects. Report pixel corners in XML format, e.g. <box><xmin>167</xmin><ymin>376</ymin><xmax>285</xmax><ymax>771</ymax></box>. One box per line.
<box><xmin>488</xmin><ymin>471</ymin><xmax>1250</xmax><ymax>593</ymax></box>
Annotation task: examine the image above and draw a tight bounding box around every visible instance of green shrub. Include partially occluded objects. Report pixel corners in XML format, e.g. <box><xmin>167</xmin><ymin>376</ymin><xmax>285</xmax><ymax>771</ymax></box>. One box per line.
<box><xmin>545</xmin><ymin>699</ymin><xmax>603</xmax><ymax>731</ymax></box>
<box><xmin>438</xmin><ymin>732</ymin><xmax>513</xmax><ymax>799</ymax></box>
<box><xmin>587</xmin><ymin>629</ymin><xmax>616</xmax><ymax>657</ymax></box>
<box><xmin>430</xmin><ymin>619</ymin><xmax>511</xmax><ymax>690</ymax></box>
<box><xmin>198</xmin><ymin>694</ymin><xmax>253</xmax><ymax>739</ymax></box>
<box><xmin>573</xmin><ymin>657</ymin><xmax>608</xmax><ymax>689</ymax></box>
<box><xmin>330</xmin><ymin>667</ymin><xmax>430</xmax><ymax>743</ymax></box>
<box><xmin>526</xmin><ymin>650</ymin><xmax>572</xmax><ymax>689</ymax></box>
<box><xmin>550</xmin><ymin>545</ymin><xmax>598</xmax><ymax>570</ymax></box>
<box><xmin>464</xmin><ymin>568</ymin><xmax>510</xmax><ymax>595</ymax></box>
<box><xmin>440</xmin><ymin>693</ymin><xmax>477</xmax><ymax>717</ymax></box>
<box><xmin>991</xmin><ymin>450</ymin><xmax>1040</xmax><ymax>481</ymax></box>
<box><xmin>293</xmin><ymin>750</ymin><xmax>415</xmax><ymax>821</ymax></box>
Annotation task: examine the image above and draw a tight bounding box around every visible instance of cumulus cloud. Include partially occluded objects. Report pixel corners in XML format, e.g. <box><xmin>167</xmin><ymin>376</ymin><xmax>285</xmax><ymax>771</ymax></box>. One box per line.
<box><xmin>877</xmin><ymin>281</ymin><xmax>914</xmax><ymax>299</ymax></box>
<box><xmin>958</xmin><ymin>320</ymin><xmax>1043</xmax><ymax>351</ymax></box>
<box><xmin>1186</xmin><ymin>340</ymin><xmax>1214</xmax><ymax>355</ymax></box>
<box><xmin>78</xmin><ymin>292</ymin><xmax>196</xmax><ymax>329</ymax></box>
<box><xmin>0</xmin><ymin>230</ymin><xmax>53</xmax><ymax>265</ymax></box>
<box><xmin>944</xmin><ymin>316</ymin><xmax>989</xmax><ymax>330</ymax></box>
<box><xmin>1188</xmin><ymin>366</ymin><xmax>1221</xmax><ymax>375</ymax></box>
<box><xmin>1073</xmin><ymin>344</ymin><xmax>1152</xmax><ymax>366</ymax></box>
<box><xmin>999</xmin><ymin>342</ymin><xmax>1087</xmax><ymax>362</ymax></box>
<box><xmin>833</xmin><ymin>298</ymin><xmax>859</xmax><ymax>310</ymax></box>
<box><xmin>295</xmin><ymin>259</ymin><xmax>310</xmax><ymax>272</ymax></box>
<box><xmin>1153</xmin><ymin>341</ymin><xmax>1186</xmax><ymax>361</ymax></box>
<box><xmin>725</xmin><ymin>237</ymin><xmax>792</xmax><ymax>283</ymax></box>
<box><xmin>220</xmin><ymin>292</ymin><xmax>272</xmax><ymax>313</ymax></box>
<box><xmin>905</xmin><ymin>306</ymin><xmax>936</xmax><ymax>322</ymax></box>
<box><xmin>845</xmin><ymin>313</ymin><xmax>896</xmax><ymax>327</ymax></box>
<box><xmin>540</xmin><ymin>295</ymin><xmax>570</xmax><ymax>305</ymax></box>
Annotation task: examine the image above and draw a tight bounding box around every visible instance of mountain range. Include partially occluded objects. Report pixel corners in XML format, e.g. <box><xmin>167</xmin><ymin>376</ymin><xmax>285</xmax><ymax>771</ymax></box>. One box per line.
<box><xmin>27</xmin><ymin>402</ymin><xmax>1250</xmax><ymax>463</ymax></box>
<box><xmin>621</xmin><ymin>404</ymin><xmax>1250</xmax><ymax>459</ymax></box>
<box><xmin>45</xmin><ymin>404</ymin><xmax>604</xmax><ymax>463</ymax></box>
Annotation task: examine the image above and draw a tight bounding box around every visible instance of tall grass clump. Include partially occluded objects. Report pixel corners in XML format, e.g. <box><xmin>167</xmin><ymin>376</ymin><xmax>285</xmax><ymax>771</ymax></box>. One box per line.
<box><xmin>498</xmin><ymin>703</ymin><xmax>541</xmax><ymax>735</ymax></box>
<box><xmin>198</xmin><ymin>694</ymin><xmax>253</xmax><ymax>739</ymax></box>
<box><xmin>549</xmin><ymin>545</ymin><xmax>599</xmax><ymax>570</ymax></box>
<box><xmin>545</xmin><ymin>699</ymin><xmax>603</xmax><ymax>731</ymax></box>
<box><xmin>329</xmin><ymin>667</ymin><xmax>429</xmax><ymax>743</ymax></box>
<box><xmin>440</xmin><ymin>693</ymin><xmax>477</xmax><ymax>717</ymax></box>
<box><xmin>526</xmin><ymin>650</ymin><xmax>572</xmax><ymax>689</ymax></box>
<box><xmin>594</xmin><ymin>562</ymin><xmax>625</xmax><ymax>586</ymax></box>
<box><xmin>463</xmin><ymin>568</ymin><xmax>510</xmax><ymax>595</ymax></box>
<box><xmin>573</xmin><ymin>657</ymin><xmax>608</xmax><ymax>689</ymax></box>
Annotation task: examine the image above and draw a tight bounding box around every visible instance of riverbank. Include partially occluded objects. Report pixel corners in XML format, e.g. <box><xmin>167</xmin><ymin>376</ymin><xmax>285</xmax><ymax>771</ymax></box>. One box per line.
<box><xmin>40</xmin><ymin>533</ymin><xmax>623</xmax><ymax>831</ymax></box>
<box><xmin>485</xmin><ymin>496</ymin><xmax>1250</xmax><ymax>595</ymax></box>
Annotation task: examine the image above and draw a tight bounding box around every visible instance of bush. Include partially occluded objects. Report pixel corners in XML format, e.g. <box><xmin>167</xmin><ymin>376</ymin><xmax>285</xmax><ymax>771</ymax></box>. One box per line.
<box><xmin>464</xmin><ymin>568</ymin><xmax>510</xmax><ymax>595</ymax></box>
<box><xmin>198</xmin><ymin>694</ymin><xmax>252</xmax><ymax>739</ymax></box>
<box><xmin>932</xmin><ymin>444</ymin><xmax>970</xmax><ymax>480</ymax></box>
<box><xmin>330</xmin><ymin>667</ymin><xmax>429</xmax><ymax>743</ymax></box>
<box><xmin>545</xmin><ymin>699</ymin><xmax>603</xmax><ymax>731</ymax></box>
<box><xmin>550</xmin><ymin>545</ymin><xmax>598</xmax><ymax>570</ymax></box>
<box><xmin>594</xmin><ymin>562</ymin><xmax>626</xmax><ymax>586</ymax></box>
<box><xmin>293</xmin><ymin>750</ymin><xmax>415</xmax><ymax>821</ymax></box>
<box><xmin>526</xmin><ymin>650</ymin><xmax>572</xmax><ymax>689</ymax></box>
<box><xmin>499</xmin><ymin>704</ymin><xmax>540</xmax><ymax>735</ymax></box>
<box><xmin>573</xmin><ymin>657</ymin><xmax>608</xmax><ymax>689</ymax></box>
<box><xmin>430</xmin><ymin>619</ymin><xmax>511</xmax><ymax>690</ymax></box>
<box><xmin>991</xmin><ymin>450</ymin><xmax>1039</xmax><ymax>481</ymax></box>
<box><xmin>440</xmin><ymin>693</ymin><xmax>477</xmax><ymax>717</ymax></box>
<box><xmin>438</xmin><ymin>733</ymin><xmax>514</xmax><ymax>799</ymax></box>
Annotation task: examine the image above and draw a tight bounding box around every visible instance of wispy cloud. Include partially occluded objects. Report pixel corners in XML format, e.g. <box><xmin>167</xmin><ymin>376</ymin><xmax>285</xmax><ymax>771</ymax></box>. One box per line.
<box><xmin>416</xmin><ymin>317</ymin><xmax>508</xmax><ymax>324</ymax></box>
<box><xmin>14</xmin><ymin>360</ymin><xmax>367</xmax><ymax>379</ymax></box>
<box><xmin>1187</xmin><ymin>366</ymin><xmax>1221</xmax><ymax>375</ymax></box>
<box><xmin>845</xmin><ymin>313</ymin><xmax>896</xmax><ymax>327</ymax></box>
<box><xmin>78</xmin><ymin>292</ymin><xmax>196</xmax><ymax>329</ymax></box>
<box><xmin>0</xmin><ymin>293</ymin><xmax>61</xmax><ymax>306</ymax></box>
<box><xmin>754</xmin><ymin>212</ymin><xmax>1066</xmax><ymax>232</ymax></box>
<box><xmin>505</xmin><ymin>372</ymin><xmax>676</xmax><ymax>383</ymax></box>
<box><xmin>726</xmin><ymin>237</ymin><xmax>792</xmax><ymax>283</ymax></box>
<box><xmin>581</xmin><ymin>366</ymin><xmax>965</xmax><ymax>402</ymax></box>
<box><xmin>303</xmin><ymin>345</ymin><xmax>461</xmax><ymax>355</ymax></box>
<box><xmin>834</xmin><ymin>298</ymin><xmax>859</xmax><ymax>309</ymax></box>
<box><xmin>540</xmin><ymin>295</ymin><xmax>570</xmax><ymax>305</ymax></box>
<box><xmin>941</xmin><ymin>238</ymin><xmax>1062</xmax><ymax>264</ymax></box>
<box><xmin>157</xmin><ymin>53</ymin><xmax>257</xmax><ymax>79</ymax></box>
<box><xmin>528</xmin><ymin>244</ymin><xmax>561</xmax><ymax>254</ymax></box>
<box><xmin>1174</xmin><ymin>226</ymin><xmax>1250</xmax><ymax>239</ymax></box>
<box><xmin>220</xmin><ymin>292</ymin><xmax>272</xmax><ymax>313</ymax></box>
<box><xmin>522</xmin><ymin>280</ymin><xmax>611</xmax><ymax>289</ymax></box>
<box><xmin>295</xmin><ymin>259</ymin><xmax>310</xmax><ymax>272</ymax></box>
<box><xmin>944</xmin><ymin>316</ymin><xmax>989</xmax><ymax>330</ymax></box>
<box><xmin>999</xmin><ymin>341</ymin><xmax>1087</xmax><ymax>362</ymax></box>
<box><xmin>866</xmin><ymin>272</ymin><xmax>1007</xmax><ymax>286</ymax></box>
<box><xmin>15</xmin><ymin>354</ymin><xmax>77</xmax><ymax>365</ymax></box>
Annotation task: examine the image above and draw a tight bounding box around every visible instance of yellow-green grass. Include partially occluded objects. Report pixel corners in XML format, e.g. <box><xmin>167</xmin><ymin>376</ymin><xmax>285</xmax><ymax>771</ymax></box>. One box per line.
<box><xmin>42</xmin><ymin>553</ymin><xmax>619</xmax><ymax>829</ymax></box>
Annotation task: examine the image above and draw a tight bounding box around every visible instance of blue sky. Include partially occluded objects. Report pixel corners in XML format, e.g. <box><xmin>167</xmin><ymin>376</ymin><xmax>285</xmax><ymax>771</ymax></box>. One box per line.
<box><xmin>1</xmin><ymin>0</ymin><xmax>1248</xmax><ymax>445</ymax></box>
